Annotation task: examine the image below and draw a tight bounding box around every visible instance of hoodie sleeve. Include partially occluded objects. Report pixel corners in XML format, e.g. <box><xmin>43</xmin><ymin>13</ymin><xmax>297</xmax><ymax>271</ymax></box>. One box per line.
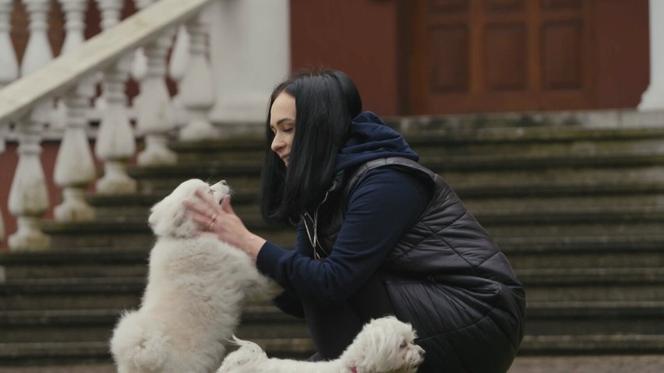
<box><xmin>256</xmin><ymin>167</ymin><xmax>432</xmax><ymax>306</ymax></box>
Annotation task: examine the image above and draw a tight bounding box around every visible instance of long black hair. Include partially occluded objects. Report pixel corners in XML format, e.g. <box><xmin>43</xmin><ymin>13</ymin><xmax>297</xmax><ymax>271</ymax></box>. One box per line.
<box><xmin>260</xmin><ymin>69</ymin><xmax>363</xmax><ymax>224</ymax></box>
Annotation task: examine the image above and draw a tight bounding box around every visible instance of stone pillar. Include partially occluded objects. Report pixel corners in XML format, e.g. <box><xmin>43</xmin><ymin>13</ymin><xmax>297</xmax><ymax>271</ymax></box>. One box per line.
<box><xmin>207</xmin><ymin>0</ymin><xmax>290</xmax><ymax>131</ymax></box>
<box><xmin>639</xmin><ymin>0</ymin><xmax>664</xmax><ymax>110</ymax></box>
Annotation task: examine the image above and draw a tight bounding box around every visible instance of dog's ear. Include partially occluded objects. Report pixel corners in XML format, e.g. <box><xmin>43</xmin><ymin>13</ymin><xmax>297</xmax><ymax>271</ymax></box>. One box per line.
<box><xmin>149</xmin><ymin>179</ymin><xmax>204</xmax><ymax>238</ymax></box>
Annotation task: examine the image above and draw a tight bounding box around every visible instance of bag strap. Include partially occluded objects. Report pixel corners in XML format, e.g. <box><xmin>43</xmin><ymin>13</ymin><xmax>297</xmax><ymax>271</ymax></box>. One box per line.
<box><xmin>344</xmin><ymin>157</ymin><xmax>439</xmax><ymax>197</ymax></box>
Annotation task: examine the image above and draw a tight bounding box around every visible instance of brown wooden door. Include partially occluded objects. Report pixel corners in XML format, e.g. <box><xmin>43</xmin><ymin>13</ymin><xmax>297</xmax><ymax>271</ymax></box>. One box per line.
<box><xmin>404</xmin><ymin>0</ymin><xmax>597</xmax><ymax>114</ymax></box>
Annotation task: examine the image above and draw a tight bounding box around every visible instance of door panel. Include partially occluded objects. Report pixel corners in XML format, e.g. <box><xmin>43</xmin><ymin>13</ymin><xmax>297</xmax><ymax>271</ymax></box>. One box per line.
<box><xmin>405</xmin><ymin>0</ymin><xmax>596</xmax><ymax>114</ymax></box>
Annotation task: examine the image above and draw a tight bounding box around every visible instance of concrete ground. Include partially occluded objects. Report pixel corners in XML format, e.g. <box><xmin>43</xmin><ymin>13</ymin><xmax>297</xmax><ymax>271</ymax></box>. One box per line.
<box><xmin>1</xmin><ymin>355</ymin><xmax>663</xmax><ymax>372</ymax></box>
<box><xmin>509</xmin><ymin>355</ymin><xmax>664</xmax><ymax>373</ymax></box>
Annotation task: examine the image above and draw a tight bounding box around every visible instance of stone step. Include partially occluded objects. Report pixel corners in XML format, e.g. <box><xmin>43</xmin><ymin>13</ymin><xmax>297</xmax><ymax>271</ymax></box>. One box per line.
<box><xmin>3</xmin><ymin>268</ymin><xmax>663</xmax><ymax>310</ymax></box>
<box><xmin>87</xmin><ymin>189</ymin><xmax>259</xmax><ymax>219</ymax></box>
<box><xmin>41</xmin><ymin>221</ymin><xmax>295</xmax><ymax>250</ymax></box>
<box><xmin>88</xmin><ymin>185</ymin><xmax>664</xmax><ymax>211</ymax></box>
<box><xmin>525</xmin><ymin>301</ymin><xmax>664</xmax><ymax>336</ymax></box>
<box><xmin>128</xmin><ymin>164</ymin><xmax>664</xmax><ymax>198</ymax></box>
<box><xmin>509</xmin><ymin>249</ymin><xmax>664</xmax><ymax>271</ymax></box>
<box><xmin>400</xmin><ymin>126</ymin><xmax>664</xmax><ymax>144</ymax></box>
<box><xmin>519</xmin><ymin>268</ymin><xmax>664</xmax><ymax>286</ymax></box>
<box><xmin>0</xmin><ymin>337</ymin><xmax>315</xmax><ymax>366</ymax></box>
<box><xmin>519</xmin><ymin>334</ymin><xmax>664</xmax><ymax>355</ymax></box>
<box><xmin>526</xmin><ymin>287</ymin><xmax>664</xmax><ymax>303</ymax></box>
<box><xmin>415</xmin><ymin>138</ymin><xmax>664</xmax><ymax>159</ymax></box>
<box><xmin>43</xmin><ymin>208</ymin><xmax>664</xmax><ymax>235</ymax></box>
<box><xmin>3</xmin><ymin>301</ymin><xmax>661</xmax><ymax>344</ymax></box>
<box><xmin>170</xmin><ymin>126</ymin><xmax>664</xmax><ymax>155</ymax></box>
<box><xmin>508</xmin><ymin>354</ymin><xmax>664</xmax><ymax>373</ymax></box>
<box><xmin>521</xmin><ymin>269</ymin><xmax>664</xmax><ymax>303</ymax></box>
<box><xmin>1</xmin><ymin>330</ymin><xmax>663</xmax><ymax>366</ymax></box>
<box><xmin>0</xmin><ymin>305</ymin><xmax>307</xmax><ymax>343</ymax></box>
<box><xmin>67</xmin><ymin>209</ymin><xmax>664</xmax><ymax>239</ymax></box>
<box><xmin>4</xmin><ymin>355</ymin><xmax>664</xmax><ymax>373</ymax></box>
<box><xmin>127</xmin><ymin>171</ymin><xmax>664</xmax><ymax>200</ymax></box>
<box><xmin>0</xmin><ymin>248</ymin><xmax>147</xmax><ymax>280</ymax></box>
<box><xmin>172</xmin><ymin>141</ymin><xmax>664</xmax><ymax>171</ymax></box>
<box><xmin>132</xmin><ymin>152</ymin><xmax>664</xmax><ymax>183</ymax></box>
<box><xmin>3</xmin><ymin>236</ymin><xmax>663</xmax><ymax>281</ymax></box>
<box><xmin>0</xmin><ymin>278</ymin><xmax>143</xmax><ymax>311</ymax></box>
<box><xmin>0</xmin><ymin>342</ymin><xmax>109</xmax><ymax>366</ymax></box>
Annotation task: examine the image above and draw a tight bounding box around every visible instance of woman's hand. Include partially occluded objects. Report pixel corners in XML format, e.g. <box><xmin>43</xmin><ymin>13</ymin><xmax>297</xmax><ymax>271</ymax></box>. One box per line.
<box><xmin>184</xmin><ymin>189</ymin><xmax>266</xmax><ymax>261</ymax></box>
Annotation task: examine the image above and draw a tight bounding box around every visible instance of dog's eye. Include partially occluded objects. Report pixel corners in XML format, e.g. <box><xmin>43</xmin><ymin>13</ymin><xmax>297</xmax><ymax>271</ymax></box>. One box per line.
<box><xmin>400</xmin><ymin>340</ymin><xmax>407</xmax><ymax>349</ymax></box>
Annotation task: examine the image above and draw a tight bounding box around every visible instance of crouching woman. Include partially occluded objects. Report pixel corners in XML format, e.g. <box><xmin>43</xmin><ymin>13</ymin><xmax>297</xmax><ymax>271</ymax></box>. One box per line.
<box><xmin>186</xmin><ymin>69</ymin><xmax>526</xmax><ymax>372</ymax></box>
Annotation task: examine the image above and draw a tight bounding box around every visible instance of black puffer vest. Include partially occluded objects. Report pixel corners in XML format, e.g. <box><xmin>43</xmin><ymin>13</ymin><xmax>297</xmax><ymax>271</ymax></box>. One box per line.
<box><xmin>305</xmin><ymin>157</ymin><xmax>526</xmax><ymax>373</ymax></box>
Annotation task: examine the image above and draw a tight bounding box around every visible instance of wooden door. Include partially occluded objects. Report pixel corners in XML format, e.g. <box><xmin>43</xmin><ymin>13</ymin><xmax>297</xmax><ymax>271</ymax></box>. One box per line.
<box><xmin>404</xmin><ymin>0</ymin><xmax>596</xmax><ymax>114</ymax></box>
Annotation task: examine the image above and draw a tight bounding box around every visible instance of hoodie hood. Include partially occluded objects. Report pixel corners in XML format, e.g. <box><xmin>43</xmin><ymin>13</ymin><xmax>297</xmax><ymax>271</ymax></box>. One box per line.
<box><xmin>335</xmin><ymin>112</ymin><xmax>419</xmax><ymax>172</ymax></box>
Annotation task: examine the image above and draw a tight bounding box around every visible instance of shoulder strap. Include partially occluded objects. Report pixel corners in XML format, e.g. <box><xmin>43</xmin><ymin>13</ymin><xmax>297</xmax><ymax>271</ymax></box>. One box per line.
<box><xmin>344</xmin><ymin>157</ymin><xmax>439</xmax><ymax>197</ymax></box>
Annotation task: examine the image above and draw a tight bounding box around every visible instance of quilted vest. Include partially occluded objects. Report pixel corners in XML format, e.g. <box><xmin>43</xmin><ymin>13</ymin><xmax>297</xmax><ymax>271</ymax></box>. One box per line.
<box><xmin>304</xmin><ymin>157</ymin><xmax>526</xmax><ymax>372</ymax></box>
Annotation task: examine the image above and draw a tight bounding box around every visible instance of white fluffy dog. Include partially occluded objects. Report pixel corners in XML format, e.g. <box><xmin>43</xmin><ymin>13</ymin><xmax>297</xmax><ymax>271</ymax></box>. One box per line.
<box><xmin>110</xmin><ymin>179</ymin><xmax>276</xmax><ymax>373</ymax></box>
<box><xmin>217</xmin><ymin>316</ymin><xmax>425</xmax><ymax>373</ymax></box>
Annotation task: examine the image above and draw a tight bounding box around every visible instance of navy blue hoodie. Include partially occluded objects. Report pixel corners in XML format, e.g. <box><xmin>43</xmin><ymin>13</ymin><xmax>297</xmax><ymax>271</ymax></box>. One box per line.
<box><xmin>255</xmin><ymin>112</ymin><xmax>433</xmax><ymax>355</ymax></box>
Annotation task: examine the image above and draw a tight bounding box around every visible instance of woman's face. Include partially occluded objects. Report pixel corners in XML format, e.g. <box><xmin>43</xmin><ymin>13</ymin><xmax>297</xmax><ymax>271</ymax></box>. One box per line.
<box><xmin>269</xmin><ymin>91</ymin><xmax>296</xmax><ymax>167</ymax></box>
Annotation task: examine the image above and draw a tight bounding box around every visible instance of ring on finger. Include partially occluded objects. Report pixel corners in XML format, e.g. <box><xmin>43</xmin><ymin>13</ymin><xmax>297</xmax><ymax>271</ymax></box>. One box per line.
<box><xmin>207</xmin><ymin>214</ymin><xmax>218</xmax><ymax>230</ymax></box>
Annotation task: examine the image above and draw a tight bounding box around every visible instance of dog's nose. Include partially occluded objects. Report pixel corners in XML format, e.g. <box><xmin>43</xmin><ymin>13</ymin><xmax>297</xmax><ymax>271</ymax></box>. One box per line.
<box><xmin>417</xmin><ymin>346</ymin><xmax>425</xmax><ymax>357</ymax></box>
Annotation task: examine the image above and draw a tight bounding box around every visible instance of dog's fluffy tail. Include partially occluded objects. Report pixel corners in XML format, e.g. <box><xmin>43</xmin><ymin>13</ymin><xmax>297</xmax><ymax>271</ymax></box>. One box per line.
<box><xmin>110</xmin><ymin>311</ymin><xmax>170</xmax><ymax>372</ymax></box>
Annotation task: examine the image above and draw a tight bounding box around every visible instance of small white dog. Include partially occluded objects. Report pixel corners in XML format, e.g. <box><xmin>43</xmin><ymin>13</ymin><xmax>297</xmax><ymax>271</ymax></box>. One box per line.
<box><xmin>217</xmin><ymin>316</ymin><xmax>425</xmax><ymax>373</ymax></box>
<box><xmin>110</xmin><ymin>179</ymin><xmax>276</xmax><ymax>373</ymax></box>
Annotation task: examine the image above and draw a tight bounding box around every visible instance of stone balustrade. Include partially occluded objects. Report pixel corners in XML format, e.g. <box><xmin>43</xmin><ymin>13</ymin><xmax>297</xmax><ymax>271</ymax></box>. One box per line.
<box><xmin>0</xmin><ymin>0</ymin><xmax>222</xmax><ymax>251</ymax></box>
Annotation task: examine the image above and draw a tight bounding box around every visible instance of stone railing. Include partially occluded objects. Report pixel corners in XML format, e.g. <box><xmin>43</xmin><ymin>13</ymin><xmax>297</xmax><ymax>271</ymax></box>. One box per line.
<box><xmin>0</xmin><ymin>0</ymin><xmax>225</xmax><ymax>251</ymax></box>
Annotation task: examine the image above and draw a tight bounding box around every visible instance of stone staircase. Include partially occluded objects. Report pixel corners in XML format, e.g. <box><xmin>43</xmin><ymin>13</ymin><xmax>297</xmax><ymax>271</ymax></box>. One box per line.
<box><xmin>2</xmin><ymin>119</ymin><xmax>664</xmax><ymax>369</ymax></box>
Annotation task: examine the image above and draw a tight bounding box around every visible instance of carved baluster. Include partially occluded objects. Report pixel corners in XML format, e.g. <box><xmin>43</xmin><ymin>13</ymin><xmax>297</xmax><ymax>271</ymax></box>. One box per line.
<box><xmin>91</xmin><ymin>0</ymin><xmax>123</xmax><ymax>121</ymax></box>
<box><xmin>0</xmin><ymin>124</ymin><xmax>5</xmax><ymax>241</ymax></box>
<box><xmin>54</xmin><ymin>82</ymin><xmax>97</xmax><ymax>221</ymax></box>
<box><xmin>130</xmin><ymin>0</ymin><xmax>152</xmax><ymax>117</ymax></box>
<box><xmin>94</xmin><ymin>0</ymin><xmax>136</xmax><ymax>194</ymax></box>
<box><xmin>8</xmin><ymin>104</ymin><xmax>51</xmax><ymax>251</ymax></box>
<box><xmin>131</xmin><ymin>0</ymin><xmax>152</xmax><ymax>81</ymax></box>
<box><xmin>0</xmin><ymin>0</ymin><xmax>14</xmax><ymax>240</ymax></box>
<box><xmin>21</xmin><ymin>0</ymin><xmax>54</xmax><ymax>76</ymax></box>
<box><xmin>179</xmin><ymin>12</ymin><xmax>219</xmax><ymax>141</ymax></box>
<box><xmin>0</xmin><ymin>0</ymin><xmax>15</xmax><ymax>240</ymax></box>
<box><xmin>60</xmin><ymin>0</ymin><xmax>88</xmax><ymax>55</ymax></box>
<box><xmin>52</xmin><ymin>0</ymin><xmax>91</xmax><ymax>130</ymax></box>
<box><xmin>95</xmin><ymin>57</ymin><xmax>137</xmax><ymax>194</ymax></box>
<box><xmin>97</xmin><ymin>0</ymin><xmax>122</xmax><ymax>30</ymax></box>
<box><xmin>0</xmin><ymin>0</ymin><xmax>18</xmax><ymax>88</ymax></box>
<box><xmin>169</xmin><ymin>24</ymin><xmax>190</xmax><ymax>129</ymax></box>
<box><xmin>136</xmin><ymin>32</ymin><xmax>177</xmax><ymax>165</ymax></box>
<box><xmin>131</xmin><ymin>0</ymin><xmax>175</xmax><ymax>165</ymax></box>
